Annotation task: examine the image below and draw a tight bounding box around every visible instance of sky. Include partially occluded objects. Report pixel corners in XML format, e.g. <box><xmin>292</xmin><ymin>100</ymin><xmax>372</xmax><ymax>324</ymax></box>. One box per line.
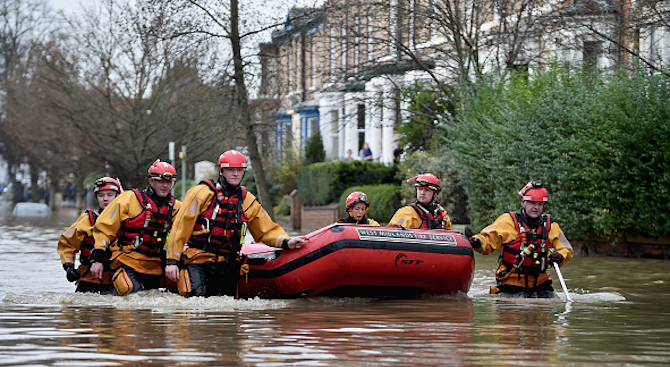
<box><xmin>48</xmin><ymin>0</ymin><xmax>82</xmax><ymax>13</ymax></box>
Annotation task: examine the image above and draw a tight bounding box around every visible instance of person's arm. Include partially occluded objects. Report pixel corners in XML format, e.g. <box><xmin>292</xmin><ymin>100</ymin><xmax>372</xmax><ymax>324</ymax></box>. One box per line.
<box><xmin>244</xmin><ymin>192</ymin><xmax>305</xmax><ymax>249</ymax></box>
<box><xmin>57</xmin><ymin>213</ymin><xmax>90</xmax><ymax>282</ymax></box>
<box><xmin>472</xmin><ymin>214</ymin><xmax>518</xmax><ymax>255</ymax></box>
<box><xmin>90</xmin><ymin>192</ymin><xmax>131</xmax><ymax>279</ymax></box>
<box><xmin>165</xmin><ymin>186</ymin><xmax>209</xmax><ymax>283</ymax></box>
<box><xmin>548</xmin><ymin>222</ymin><xmax>574</xmax><ymax>266</ymax></box>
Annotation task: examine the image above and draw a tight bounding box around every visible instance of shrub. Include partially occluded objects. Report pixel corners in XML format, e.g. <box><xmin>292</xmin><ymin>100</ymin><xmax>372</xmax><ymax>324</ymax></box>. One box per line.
<box><xmin>298</xmin><ymin>161</ymin><xmax>399</xmax><ymax>206</ymax></box>
<box><xmin>452</xmin><ymin>65</ymin><xmax>670</xmax><ymax>240</ymax></box>
<box><xmin>274</xmin><ymin>194</ymin><xmax>292</xmax><ymax>216</ymax></box>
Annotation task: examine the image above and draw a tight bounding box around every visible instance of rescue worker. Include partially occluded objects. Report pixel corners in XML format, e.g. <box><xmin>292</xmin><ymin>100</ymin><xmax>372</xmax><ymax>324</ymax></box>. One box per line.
<box><xmin>336</xmin><ymin>191</ymin><xmax>380</xmax><ymax>225</ymax></box>
<box><xmin>165</xmin><ymin>150</ymin><xmax>306</xmax><ymax>298</ymax></box>
<box><xmin>468</xmin><ymin>181</ymin><xmax>574</xmax><ymax>298</ymax></box>
<box><xmin>90</xmin><ymin>160</ymin><xmax>182</xmax><ymax>296</ymax></box>
<box><xmin>387</xmin><ymin>173</ymin><xmax>452</xmax><ymax>230</ymax></box>
<box><xmin>57</xmin><ymin>177</ymin><xmax>123</xmax><ymax>293</ymax></box>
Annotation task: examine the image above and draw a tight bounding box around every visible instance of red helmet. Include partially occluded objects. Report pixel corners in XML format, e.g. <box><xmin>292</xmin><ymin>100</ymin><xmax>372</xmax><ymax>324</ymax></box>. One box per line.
<box><xmin>407</xmin><ymin>173</ymin><xmax>441</xmax><ymax>193</ymax></box>
<box><xmin>519</xmin><ymin>181</ymin><xmax>549</xmax><ymax>202</ymax></box>
<box><xmin>147</xmin><ymin>159</ymin><xmax>177</xmax><ymax>181</ymax></box>
<box><xmin>93</xmin><ymin>177</ymin><xmax>123</xmax><ymax>194</ymax></box>
<box><xmin>218</xmin><ymin>150</ymin><xmax>248</xmax><ymax>171</ymax></box>
<box><xmin>346</xmin><ymin>191</ymin><xmax>370</xmax><ymax>211</ymax></box>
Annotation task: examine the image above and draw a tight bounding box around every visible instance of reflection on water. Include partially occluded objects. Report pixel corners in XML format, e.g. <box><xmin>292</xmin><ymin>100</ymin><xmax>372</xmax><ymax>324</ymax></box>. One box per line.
<box><xmin>1</xmin><ymin>208</ymin><xmax>669</xmax><ymax>366</ymax></box>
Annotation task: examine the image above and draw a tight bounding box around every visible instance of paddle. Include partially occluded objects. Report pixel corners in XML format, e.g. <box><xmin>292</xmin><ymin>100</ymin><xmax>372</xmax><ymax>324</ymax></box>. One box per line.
<box><xmin>553</xmin><ymin>261</ymin><xmax>573</xmax><ymax>303</ymax></box>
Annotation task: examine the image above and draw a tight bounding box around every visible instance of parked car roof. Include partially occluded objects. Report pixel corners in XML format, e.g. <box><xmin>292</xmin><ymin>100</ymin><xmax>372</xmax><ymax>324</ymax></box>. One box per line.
<box><xmin>12</xmin><ymin>202</ymin><xmax>51</xmax><ymax>217</ymax></box>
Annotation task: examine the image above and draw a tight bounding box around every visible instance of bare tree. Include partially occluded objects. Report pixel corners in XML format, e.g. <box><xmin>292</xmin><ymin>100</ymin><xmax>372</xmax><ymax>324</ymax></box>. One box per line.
<box><xmin>144</xmin><ymin>0</ymin><xmax>308</xmax><ymax>216</ymax></box>
<box><xmin>0</xmin><ymin>0</ymin><xmax>53</xmax><ymax>202</ymax></box>
<box><xmin>38</xmin><ymin>0</ymin><xmax>240</xmax><ymax>187</ymax></box>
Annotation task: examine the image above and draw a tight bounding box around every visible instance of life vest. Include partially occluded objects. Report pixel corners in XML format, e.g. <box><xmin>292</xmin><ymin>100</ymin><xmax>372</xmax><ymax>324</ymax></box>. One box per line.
<box><xmin>409</xmin><ymin>203</ymin><xmax>447</xmax><ymax>229</ymax></box>
<box><xmin>188</xmin><ymin>180</ymin><xmax>249</xmax><ymax>256</ymax></box>
<box><xmin>79</xmin><ymin>209</ymin><xmax>99</xmax><ymax>264</ymax></box>
<box><xmin>336</xmin><ymin>215</ymin><xmax>370</xmax><ymax>225</ymax></box>
<box><xmin>500</xmin><ymin>211</ymin><xmax>553</xmax><ymax>275</ymax></box>
<box><xmin>117</xmin><ymin>189</ymin><xmax>175</xmax><ymax>257</ymax></box>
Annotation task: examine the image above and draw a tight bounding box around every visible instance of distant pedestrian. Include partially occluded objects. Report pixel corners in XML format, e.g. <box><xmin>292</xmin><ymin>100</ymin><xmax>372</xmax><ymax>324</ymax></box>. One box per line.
<box><xmin>359</xmin><ymin>143</ymin><xmax>373</xmax><ymax>161</ymax></box>
<box><xmin>343</xmin><ymin>149</ymin><xmax>354</xmax><ymax>161</ymax></box>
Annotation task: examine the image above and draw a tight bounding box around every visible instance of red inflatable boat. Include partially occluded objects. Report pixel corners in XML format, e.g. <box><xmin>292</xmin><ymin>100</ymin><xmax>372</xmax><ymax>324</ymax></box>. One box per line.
<box><xmin>238</xmin><ymin>224</ymin><xmax>475</xmax><ymax>298</ymax></box>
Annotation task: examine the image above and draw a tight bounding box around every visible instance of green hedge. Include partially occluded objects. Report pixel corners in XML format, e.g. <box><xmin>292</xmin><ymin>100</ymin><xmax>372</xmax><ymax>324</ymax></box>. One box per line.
<box><xmin>451</xmin><ymin>65</ymin><xmax>670</xmax><ymax>240</ymax></box>
<box><xmin>298</xmin><ymin>161</ymin><xmax>399</xmax><ymax>206</ymax></box>
<box><xmin>338</xmin><ymin>184</ymin><xmax>401</xmax><ymax>224</ymax></box>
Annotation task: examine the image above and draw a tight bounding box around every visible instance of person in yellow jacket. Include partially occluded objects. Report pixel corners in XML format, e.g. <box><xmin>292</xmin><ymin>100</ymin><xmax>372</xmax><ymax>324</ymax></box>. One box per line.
<box><xmin>335</xmin><ymin>191</ymin><xmax>380</xmax><ymax>225</ymax></box>
<box><xmin>468</xmin><ymin>181</ymin><xmax>574</xmax><ymax>298</ymax></box>
<box><xmin>57</xmin><ymin>177</ymin><xmax>122</xmax><ymax>293</ymax></box>
<box><xmin>165</xmin><ymin>150</ymin><xmax>306</xmax><ymax>298</ymax></box>
<box><xmin>90</xmin><ymin>160</ymin><xmax>182</xmax><ymax>296</ymax></box>
<box><xmin>388</xmin><ymin>173</ymin><xmax>452</xmax><ymax>230</ymax></box>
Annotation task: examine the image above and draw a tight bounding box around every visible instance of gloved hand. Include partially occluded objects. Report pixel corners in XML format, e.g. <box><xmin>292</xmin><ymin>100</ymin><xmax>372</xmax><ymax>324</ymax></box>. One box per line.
<box><xmin>468</xmin><ymin>236</ymin><xmax>482</xmax><ymax>249</ymax></box>
<box><xmin>549</xmin><ymin>252</ymin><xmax>564</xmax><ymax>265</ymax></box>
<box><xmin>63</xmin><ymin>263</ymin><xmax>80</xmax><ymax>282</ymax></box>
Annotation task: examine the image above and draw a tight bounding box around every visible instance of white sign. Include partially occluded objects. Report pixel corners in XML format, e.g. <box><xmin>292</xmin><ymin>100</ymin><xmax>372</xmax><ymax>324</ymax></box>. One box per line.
<box><xmin>194</xmin><ymin>161</ymin><xmax>217</xmax><ymax>183</ymax></box>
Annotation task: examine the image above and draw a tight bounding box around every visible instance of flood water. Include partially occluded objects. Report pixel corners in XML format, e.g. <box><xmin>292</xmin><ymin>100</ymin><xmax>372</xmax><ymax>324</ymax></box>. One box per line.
<box><xmin>1</xmin><ymin>202</ymin><xmax>669</xmax><ymax>366</ymax></box>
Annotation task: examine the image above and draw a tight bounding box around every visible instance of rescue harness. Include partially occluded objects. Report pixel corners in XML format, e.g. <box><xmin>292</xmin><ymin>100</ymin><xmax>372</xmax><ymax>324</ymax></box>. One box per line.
<box><xmin>188</xmin><ymin>180</ymin><xmax>249</xmax><ymax>257</ymax></box>
<box><xmin>117</xmin><ymin>189</ymin><xmax>174</xmax><ymax>257</ymax></box>
<box><xmin>410</xmin><ymin>202</ymin><xmax>448</xmax><ymax>229</ymax></box>
<box><xmin>499</xmin><ymin>211</ymin><xmax>554</xmax><ymax>284</ymax></box>
<box><xmin>78</xmin><ymin>209</ymin><xmax>99</xmax><ymax>264</ymax></box>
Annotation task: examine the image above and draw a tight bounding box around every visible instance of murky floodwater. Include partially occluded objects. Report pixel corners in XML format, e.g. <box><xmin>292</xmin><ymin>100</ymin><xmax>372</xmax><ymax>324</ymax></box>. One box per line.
<box><xmin>1</xmin><ymin>202</ymin><xmax>669</xmax><ymax>366</ymax></box>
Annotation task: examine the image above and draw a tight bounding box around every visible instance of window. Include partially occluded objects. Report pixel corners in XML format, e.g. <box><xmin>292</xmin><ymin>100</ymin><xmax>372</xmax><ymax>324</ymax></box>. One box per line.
<box><xmin>357</xmin><ymin>104</ymin><xmax>366</xmax><ymax>149</ymax></box>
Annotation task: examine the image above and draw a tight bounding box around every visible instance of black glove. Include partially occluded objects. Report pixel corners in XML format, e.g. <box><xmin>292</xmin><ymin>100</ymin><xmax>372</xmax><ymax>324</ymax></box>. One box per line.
<box><xmin>63</xmin><ymin>263</ymin><xmax>80</xmax><ymax>282</ymax></box>
<box><xmin>468</xmin><ymin>236</ymin><xmax>482</xmax><ymax>249</ymax></box>
<box><xmin>549</xmin><ymin>252</ymin><xmax>564</xmax><ymax>265</ymax></box>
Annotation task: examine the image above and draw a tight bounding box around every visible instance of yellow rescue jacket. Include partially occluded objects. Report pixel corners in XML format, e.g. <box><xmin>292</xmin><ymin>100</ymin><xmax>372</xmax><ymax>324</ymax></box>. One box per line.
<box><xmin>166</xmin><ymin>183</ymin><xmax>292</xmax><ymax>266</ymax></box>
<box><xmin>58</xmin><ymin>211</ymin><xmax>112</xmax><ymax>285</ymax></box>
<box><xmin>92</xmin><ymin>190</ymin><xmax>182</xmax><ymax>275</ymax></box>
<box><xmin>387</xmin><ymin>204</ymin><xmax>452</xmax><ymax>230</ymax></box>
<box><xmin>473</xmin><ymin>212</ymin><xmax>574</xmax><ymax>289</ymax></box>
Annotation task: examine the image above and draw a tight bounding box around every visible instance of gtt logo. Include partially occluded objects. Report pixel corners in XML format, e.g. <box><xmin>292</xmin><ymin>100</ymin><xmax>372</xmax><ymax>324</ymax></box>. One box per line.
<box><xmin>395</xmin><ymin>253</ymin><xmax>424</xmax><ymax>267</ymax></box>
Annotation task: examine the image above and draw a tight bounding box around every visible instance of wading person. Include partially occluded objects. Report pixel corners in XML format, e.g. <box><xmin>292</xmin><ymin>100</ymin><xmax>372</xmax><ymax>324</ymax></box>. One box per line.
<box><xmin>336</xmin><ymin>191</ymin><xmax>380</xmax><ymax>225</ymax></box>
<box><xmin>387</xmin><ymin>173</ymin><xmax>452</xmax><ymax>230</ymax></box>
<box><xmin>90</xmin><ymin>160</ymin><xmax>181</xmax><ymax>296</ymax></box>
<box><xmin>468</xmin><ymin>181</ymin><xmax>574</xmax><ymax>298</ymax></box>
<box><xmin>165</xmin><ymin>150</ymin><xmax>306</xmax><ymax>298</ymax></box>
<box><xmin>57</xmin><ymin>177</ymin><xmax>123</xmax><ymax>293</ymax></box>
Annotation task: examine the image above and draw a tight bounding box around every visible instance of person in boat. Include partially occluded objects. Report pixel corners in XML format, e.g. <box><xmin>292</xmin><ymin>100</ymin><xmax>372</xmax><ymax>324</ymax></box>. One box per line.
<box><xmin>57</xmin><ymin>177</ymin><xmax>123</xmax><ymax>293</ymax></box>
<box><xmin>468</xmin><ymin>181</ymin><xmax>574</xmax><ymax>298</ymax></box>
<box><xmin>336</xmin><ymin>191</ymin><xmax>380</xmax><ymax>225</ymax></box>
<box><xmin>164</xmin><ymin>149</ymin><xmax>306</xmax><ymax>298</ymax></box>
<box><xmin>89</xmin><ymin>160</ymin><xmax>182</xmax><ymax>296</ymax></box>
<box><xmin>387</xmin><ymin>173</ymin><xmax>452</xmax><ymax>230</ymax></box>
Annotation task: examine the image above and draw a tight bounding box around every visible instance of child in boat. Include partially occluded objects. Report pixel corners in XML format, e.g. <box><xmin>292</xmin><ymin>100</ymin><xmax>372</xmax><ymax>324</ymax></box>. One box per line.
<box><xmin>57</xmin><ymin>177</ymin><xmax>123</xmax><ymax>293</ymax></box>
<box><xmin>387</xmin><ymin>173</ymin><xmax>452</xmax><ymax>230</ymax></box>
<box><xmin>336</xmin><ymin>191</ymin><xmax>380</xmax><ymax>225</ymax></box>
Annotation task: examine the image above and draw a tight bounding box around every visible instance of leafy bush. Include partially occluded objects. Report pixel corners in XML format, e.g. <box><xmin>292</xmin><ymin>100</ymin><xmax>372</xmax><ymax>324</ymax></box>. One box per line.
<box><xmin>267</xmin><ymin>148</ymin><xmax>303</xmax><ymax>195</ymax></box>
<box><xmin>338</xmin><ymin>184</ymin><xmax>401</xmax><ymax>224</ymax></box>
<box><xmin>452</xmin><ymin>65</ymin><xmax>670</xmax><ymax>240</ymax></box>
<box><xmin>274</xmin><ymin>194</ymin><xmax>292</xmax><ymax>216</ymax></box>
<box><xmin>298</xmin><ymin>161</ymin><xmax>399</xmax><ymax>206</ymax></box>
